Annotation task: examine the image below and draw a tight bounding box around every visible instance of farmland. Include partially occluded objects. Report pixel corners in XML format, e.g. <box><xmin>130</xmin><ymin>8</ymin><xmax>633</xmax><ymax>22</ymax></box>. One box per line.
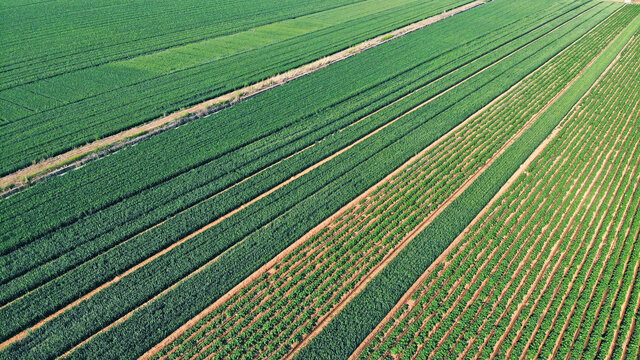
<box><xmin>0</xmin><ymin>0</ymin><xmax>475</xmax><ymax>176</ymax></box>
<box><xmin>1</xmin><ymin>0</ymin><xmax>640</xmax><ymax>359</ymax></box>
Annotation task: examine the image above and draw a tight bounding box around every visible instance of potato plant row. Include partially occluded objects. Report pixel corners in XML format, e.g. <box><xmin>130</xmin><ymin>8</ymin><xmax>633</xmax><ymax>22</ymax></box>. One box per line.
<box><xmin>0</xmin><ymin>2</ymin><xmax>613</xmax><ymax>360</ymax></box>
<box><xmin>354</xmin><ymin>11</ymin><xmax>640</xmax><ymax>360</ymax></box>
<box><xmin>0</xmin><ymin>0</ymin><xmax>592</xmax><ymax>344</ymax></box>
<box><xmin>0</xmin><ymin>0</ymin><xmax>473</xmax><ymax>174</ymax></box>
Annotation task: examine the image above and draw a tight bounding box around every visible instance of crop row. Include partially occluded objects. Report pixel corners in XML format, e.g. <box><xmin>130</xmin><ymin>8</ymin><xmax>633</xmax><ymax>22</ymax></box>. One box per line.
<box><xmin>0</xmin><ymin>1</ymin><xmax>612</xmax><ymax>360</ymax></box>
<box><xmin>146</xmin><ymin>4</ymin><xmax>626</xmax><ymax>359</ymax></box>
<box><xmin>354</xmin><ymin>13</ymin><xmax>640</xmax><ymax>360</ymax></box>
<box><xmin>0</xmin><ymin>0</ymin><xmax>473</xmax><ymax>174</ymax></box>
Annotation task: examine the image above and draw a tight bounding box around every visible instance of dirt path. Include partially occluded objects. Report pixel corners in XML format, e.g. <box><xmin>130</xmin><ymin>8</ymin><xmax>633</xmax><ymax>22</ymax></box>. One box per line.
<box><xmin>0</xmin><ymin>0</ymin><xmax>486</xmax><ymax>194</ymax></box>
<box><xmin>604</xmin><ymin>0</ymin><xmax>640</xmax><ymax>3</ymax></box>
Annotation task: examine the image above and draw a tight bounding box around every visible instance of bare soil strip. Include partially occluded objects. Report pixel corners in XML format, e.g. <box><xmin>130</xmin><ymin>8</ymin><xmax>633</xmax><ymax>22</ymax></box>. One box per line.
<box><xmin>605</xmin><ymin>0</ymin><xmax>640</xmax><ymax>3</ymax></box>
<box><xmin>0</xmin><ymin>0</ymin><xmax>485</xmax><ymax>194</ymax></box>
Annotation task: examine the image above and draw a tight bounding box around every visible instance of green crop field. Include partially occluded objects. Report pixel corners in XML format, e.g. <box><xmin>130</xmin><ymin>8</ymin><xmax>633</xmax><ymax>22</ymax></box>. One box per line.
<box><xmin>0</xmin><ymin>0</ymin><xmax>473</xmax><ymax>176</ymax></box>
<box><xmin>1</xmin><ymin>0</ymin><xmax>639</xmax><ymax>359</ymax></box>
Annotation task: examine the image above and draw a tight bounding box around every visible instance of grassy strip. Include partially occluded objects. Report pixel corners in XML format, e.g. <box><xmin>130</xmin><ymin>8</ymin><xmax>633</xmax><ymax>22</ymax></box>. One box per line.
<box><xmin>295</xmin><ymin>6</ymin><xmax>640</xmax><ymax>359</ymax></box>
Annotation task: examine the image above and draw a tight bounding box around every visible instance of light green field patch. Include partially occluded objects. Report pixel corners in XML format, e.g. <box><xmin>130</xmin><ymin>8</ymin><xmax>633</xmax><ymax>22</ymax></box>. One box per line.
<box><xmin>115</xmin><ymin>0</ymin><xmax>422</xmax><ymax>74</ymax></box>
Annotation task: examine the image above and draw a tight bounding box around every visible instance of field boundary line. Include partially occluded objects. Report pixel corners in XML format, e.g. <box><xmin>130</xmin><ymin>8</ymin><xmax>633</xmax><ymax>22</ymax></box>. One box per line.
<box><xmin>0</xmin><ymin>0</ymin><xmax>486</xmax><ymax>195</ymax></box>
